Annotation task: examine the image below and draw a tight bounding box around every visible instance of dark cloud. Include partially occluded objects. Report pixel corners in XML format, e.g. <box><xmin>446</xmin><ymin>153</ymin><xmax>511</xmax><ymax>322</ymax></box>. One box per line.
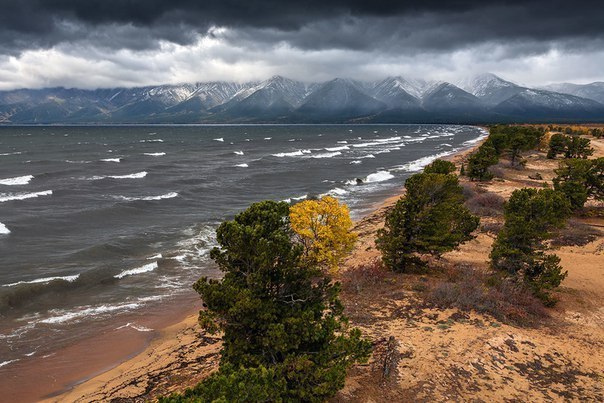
<box><xmin>0</xmin><ymin>0</ymin><xmax>602</xmax><ymax>55</ymax></box>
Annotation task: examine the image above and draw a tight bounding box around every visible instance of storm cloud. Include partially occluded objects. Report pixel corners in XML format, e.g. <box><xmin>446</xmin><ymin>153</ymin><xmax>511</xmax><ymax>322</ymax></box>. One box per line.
<box><xmin>0</xmin><ymin>0</ymin><xmax>602</xmax><ymax>89</ymax></box>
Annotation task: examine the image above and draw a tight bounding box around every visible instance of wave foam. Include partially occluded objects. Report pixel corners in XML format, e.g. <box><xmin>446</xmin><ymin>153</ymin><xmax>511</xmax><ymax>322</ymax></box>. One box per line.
<box><xmin>310</xmin><ymin>151</ymin><xmax>341</xmax><ymax>159</ymax></box>
<box><xmin>0</xmin><ymin>190</ymin><xmax>52</xmax><ymax>203</ymax></box>
<box><xmin>233</xmin><ymin>151</ymin><xmax>244</xmax><ymax>155</ymax></box>
<box><xmin>393</xmin><ymin>150</ymin><xmax>457</xmax><ymax>172</ymax></box>
<box><xmin>235</xmin><ymin>163</ymin><xmax>249</xmax><ymax>168</ymax></box>
<box><xmin>350</xmin><ymin>160</ymin><xmax>362</xmax><ymax>165</ymax></box>
<box><xmin>325</xmin><ymin>145</ymin><xmax>349</xmax><ymax>151</ymax></box>
<box><xmin>365</xmin><ymin>170</ymin><xmax>394</xmax><ymax>183</ymax></box>
<box><xmin>39</xmin><ymin>298</ymin><xmax>161</xmax><ymax>324</ymax></box>
<box><xmin>0</xmin><ymin>175</ymin><xmax>34</xmax><ymax>185</ymax></box>
<box><xmin>100</xmin><ymin>158</ymin><xmax>121</xmax><ymax>163</ymax></box>
<box><xmin>3</xmin><ymin>274</ymin><xmax>79</xmax><ymax>287</ymax></box>
<box><xmin>143</xmin><ymin>152</ymin><xmax>166</xmax><ymax>156</ymax></box>
<box><xmin>0</xmin><ymin>359</ymin><xmax>19</xmax><ymax>368</ymax></box>
<box><xmin>213</xmin><ymin>138</ymin><xmax>224</xmax><ymax>142</ymax></box>
<box><xmin>0</xmin><ymin>222</ymin><xmax>9</xmax><ymax>235</ymax></box>
<box><xmin>116</xmin><ymin>192</ymin><xmax>178</xmax><ymax>201</ymax></box>
<box><xmin>0</xmin><ymin>152</ymin><xmax>22</xmax><ymax>156</ymax></box>
<box><xmin>140</xmin><ymin>139</ymin><xmax>164</xmax><ymax>143</ymax></box>
<box><xmin>91</xmin><ymin>171</ymin><xmax>147</xmax><ymax>180</ymax></box>
<box><xmin>272</xmin><ymin>149</ymin><xmax>311</xmax><ymax>157</ymax></box>
<box><xmin>116</xmin><ymin>322</ymin><xmax>154</xmax><ymax>332</ymax></box>
<box><xmin>114</xmin><ymin>262</ymin><xmax>158</xmax><ymax>279</ymax></box>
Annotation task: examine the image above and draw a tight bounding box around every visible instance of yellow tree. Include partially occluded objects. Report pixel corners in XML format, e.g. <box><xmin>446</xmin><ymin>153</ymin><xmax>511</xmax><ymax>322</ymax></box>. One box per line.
<box><xmin>289</xmin><ymin>196</ymin><xmax>357</xmax><ymax>272</ymax></box>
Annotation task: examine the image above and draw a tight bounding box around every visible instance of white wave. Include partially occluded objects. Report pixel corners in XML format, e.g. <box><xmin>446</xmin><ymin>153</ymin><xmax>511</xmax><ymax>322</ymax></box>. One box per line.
<box><xmin>365</xmin><ymin>170</ymin><xmax>394</xmax><ymax>183</ymax></box>
<box><xmin>403</xmin><ymin>135</ymin><xmax>412</xmax><ymax>139</ymax></box>
<box><xmin>91</xmin><ymin>171</ymin><xmax>147</xmax><ymax>180</ymax></box>
<box><xmin>116</xmin><ymin>322</ymin><xmax>154</xmax><ymax>332</ymax></box>
<box><xmin>0</xmin><ymin>152</ymin><xmax>22</xmax><ymax>156</ymax></box>
<box><xmin>0</xmin><ymin>222</ymin><xmax>9</xmax><ymax>235</ymax></box>
<box><xmin>264</xmin><ymin>137</ymin><xmax>272</xmax><ymax>140</ymax></box>
<box><xmin>116</xmin><ymin>192</ymin><xmax>178</xmax><ymax>201</ymax></box>
<box><xmin>0</xmin><ymin>175</ymin><xmax>34</xmax><ymax>185</ymax></box>
<box><xmin>114</xmin><ymin>262</ymin><xmax>158</xmax><ymax>279</ymax></box>
<box><xmin>463</xmin><ymin>133</ymin><xmax>489</xmax><ymax>146</ymax></box>
<box><xmin>148</xmin><ymin>253</ymin><xmax>163</xmax><ymax>259</ymax></box>
<box><xmin>393</xmin><ymin>150</ymin><xmax>457</xmax><ymax>173</ymax></box>
<box><xmin>337</xmin><ymin>140</ymin><xmax>348</xmax><ymax>144</ymax></box>
<box><xmin>3</xmin><ymin>274</ymin><xmax>79</xmax><ymax>287</ymax></box>
<box><xmin>66</xmin><ymin>160</ymin><xmax>92</xmax><ymax>164</ymax></box>
<box><xmin>310</xmin><ymin>151</ymin><xmax>341</xmax><ymax>159</ymax></box>
<box><xmin>326</xmin><ymin>187</ymin><xmax>347</xmax><ymax>196</ymax></box>
<box><xmin>359</xmin><ymin>154</ymin><xmax>375</xmax><ymax>159</ymax></box>
<box><xmin>100</xmin><ymin>158</ymin><xmax>121</xmax><ymax>163</ymax></box>
<box><xmin>235</xmin><ymin>163</ymin><xmax>249</xmax><ymax>168</ymax></box>
<box><xmin>0</xmin><ymin>359</ymin><xmax>19</xmax><ymax>368</ymax></box>
<box><xmin>325</xmin><ymin>145</ymin><xmax>349</xmax><ymax>151</ymax></box>
<box><xmin>143</xmin><ymin>152</ymin><xmax>166</xmax><ymax>156</ymax></box>
<box><xmin>213</xmin><ymin>138</ymin><xmax>224</xmax><ymax>142</ymax></box>
<box><xmin>140</xmin><ymin>139</ymin><xmax>164</xmax><ymax>143</ymax></box>
<box><xmin>282</xmin><ymin>194</ymin><xmax>308</xmax><ymax>203</ymax></box>
<box><xmin>350</xmin><ymin>160</ymin><xmax>362</xmax><ymax>165</ymax></box>
<box><xmin>272</xmin><ymin>149</ymin><xmax>311</xmax><ymax>157</ymax></box>
<box><xmin>233</xmin><ymin>151</ymin><xmax>244</xmax><ymax>155</ymax></box>
<box><xmin>0</xmin><ymin>190</ymin><xmax>52</xmax><ymax>203</ymax></box>
<box><xmin>40</xmin><ymin>298</ymin><xmax>161</xmax><ymax>324</ymax></box>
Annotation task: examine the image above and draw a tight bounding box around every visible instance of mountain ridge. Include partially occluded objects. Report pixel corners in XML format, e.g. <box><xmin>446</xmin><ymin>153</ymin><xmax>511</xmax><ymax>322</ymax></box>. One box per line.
<box><xmin>1</xmin><ymin>74</ymin><xmax>603</xmax><ymax>124</ymax></box>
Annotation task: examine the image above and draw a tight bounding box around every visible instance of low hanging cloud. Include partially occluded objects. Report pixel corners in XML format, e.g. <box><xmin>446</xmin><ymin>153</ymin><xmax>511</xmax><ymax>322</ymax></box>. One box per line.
<box><xmin>0</xmin><ymin>0</ymin><xmax>603</xmax><ymax>89</ymax></box>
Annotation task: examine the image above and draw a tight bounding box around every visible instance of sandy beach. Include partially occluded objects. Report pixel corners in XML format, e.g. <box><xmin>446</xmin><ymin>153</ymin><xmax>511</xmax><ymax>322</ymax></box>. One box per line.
<box><xmin>29</xmin><ymin>130</ymin><xmax>604</xmax><ymax>401</ymax></box>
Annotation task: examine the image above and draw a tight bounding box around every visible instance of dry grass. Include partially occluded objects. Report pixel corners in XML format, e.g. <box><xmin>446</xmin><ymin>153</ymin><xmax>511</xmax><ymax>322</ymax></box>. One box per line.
<box><xmin>424</xmin><ymin>264</ymin><xmax>549</xmax><ymax>327</ymax></box>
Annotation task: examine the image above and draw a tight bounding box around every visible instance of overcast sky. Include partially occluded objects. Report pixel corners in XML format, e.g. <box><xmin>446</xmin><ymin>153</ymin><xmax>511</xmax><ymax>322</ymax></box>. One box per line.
<box><xmin>0</xmin><ymin>0</ymin><xmax>603</xmax><ymax>90</ymax></box>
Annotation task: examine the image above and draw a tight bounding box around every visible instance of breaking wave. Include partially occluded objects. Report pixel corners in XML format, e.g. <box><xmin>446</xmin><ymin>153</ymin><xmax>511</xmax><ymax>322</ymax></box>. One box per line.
<box><xmin>0</xmin><ymin>175</ymin><xmax>34</xmax><ymax>185</ymax></box>
<box><xmin>0</xmin><ymin>190</ymin><xmax>52</xmax><ymax>203</ymax></box>
<box><xmin>114</xmin><ymin>262</ymin><xmax>158</xmax><ymax>279</ymax></box>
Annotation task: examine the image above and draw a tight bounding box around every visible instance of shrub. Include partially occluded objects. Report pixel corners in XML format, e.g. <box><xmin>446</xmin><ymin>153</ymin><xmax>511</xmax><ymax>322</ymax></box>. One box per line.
<box><xmin>553</xmin><ymin>158</ymin><xmax>604</xmax><ymax>209</ymax></box>
<box><xmin>426</xmin><ymin>265</ymin><xmax>549</xmax><ymax>326</ymax></box>
<box><xmin>376</xmin><ymin>173</ymin><xmax>479</xmax><ymax>272</ymax></box>
<box><xmin>490</xmin><ymin>188</ymin><xmax>572</xmax><ymax>304</ymax></box>
<box><xmin>465</xmin><ymin>192</ymin><xmax>505</xmax><ymax>217</ymax></box>
<box><xmin>424</xmin><ymin>159</ymin><xmax>456</xmax><ymax>175</ymax></box>
<box><xmin>177</xmin><ymin>201</ymin><xmax>371</xmax><ymax>402</ymax></box>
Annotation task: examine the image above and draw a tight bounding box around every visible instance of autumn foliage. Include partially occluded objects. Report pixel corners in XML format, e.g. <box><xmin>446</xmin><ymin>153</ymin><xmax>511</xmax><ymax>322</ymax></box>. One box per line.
<box><xmin>290</xmin><ymin>196</ymin><xmax>357</xmax><ymax>271</ymax></box>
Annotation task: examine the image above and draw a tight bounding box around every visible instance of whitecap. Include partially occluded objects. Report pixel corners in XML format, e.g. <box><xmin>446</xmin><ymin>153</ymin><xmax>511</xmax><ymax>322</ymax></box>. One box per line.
<box><xmin>325</xmin><ymin>145</ymin><xmax>349</xmax><ymax>151</ymax></box>
<box><xmin>0</xmin><ymin>175</ymin><xmax>34</xmax><ymax>186</ymax></box>
<box><xmin>213</xmin><ymin>138</ymin><xmax>224</xmax><ymax>142</ymax></box>
<box><xmin>0</xmin><ymin>190</ymin><xmax>52</xmax><ymax>203</ymax></box>
<box><xmin>3</xmin><ymin>274</ymin><xmax>79</xmax><ymax>287</ymax></box>
<box><xmin>0</xmin><ymin>152</ymin><xmax>22</xmax><ymax>156</ymax></box>
<box><xmin>114</xmin><ymin>262</ymin><xmax>158</xmax><ymax>279</ymax></box>
<box><xmin>233</xmin><ymin>151</ymin><xmax>244</xmax><ymax>155</ymax></box>
<box><xmin>350</xmin><ymin>160</ymin><xmax>362</xmax><ymax>165</ymax></box>
<box><xmin>100</xmin><ymin>158</ymin><xmax>121</xmax><ymax>163</ymax></box>
<box><xmin>39</xmin><ymin>299</ymin><xmax>160</xmax><ymax>325</ymax></box>
<box><xmin>140</xmin><ymin>139</ymin><xmax>164</xmax><ymax>143</ymax></box>
<box><xmin>65</xmin><ymin>160</ymin><xmax>92</xmax><ymax>164</ymax></box>
<box><xmin>392</xmin><ymin>150</ymin><xmax>457</xmax><ymax>172</ymax></box>
<box><xmin>0</xmin><ymin>359</ymin><xmax>19</xmax><ymax>368</ymax></box>
<box><xmin>91</xmin><ymin>171</ymin><xmax>147</xmax><ymax>180</ymax></box>
<box><xmin>148</xmin><ymin>253</ymin><xmax>163</xmax><ymax>259</ymax></box>
<box><xmin>264</xmin><ymin>137</ymin><xmax>272</xmax><ymax>140</ymax></box>
<box><xmin>337</xmin><ymin>140</ymin><xmax>348</xmax><ymax>144</ymax></box>
<box><xmin>115</xmin><ymin>192</ymin><xmax>178</xmax><ymax>201</ymax></box>
<box><xmin>143</xmin><ymin>152</ymin><xmax>166</xmax><ymax>156</ymax></box>
<box><xmin>0</xmin><ymin>222</ymin><xmax>9</xmax><ymax>235</ymax></box>
<box><xmin>282</xmin><ymin>194</ymin><xmax>308</xmax><ymax>203</ymax></box>
<box><xmin>365</xmin><ymin>170</ymin><xmax>395</xmax><ymax>183</ymax></box>
<box><xmin>116</xmin><ymin>322</ymin><xmax>153</xmax><ymax>332</ymax></box>
<box><xmin>235</xmin><ymin>163</ymin><xmax>249</xmax><ymax>168</ymax></box>
<box><xmin>359</xmin><ymin>154</ymin><xmax>375</xmax><ymax>159</ymax></box>
<box><xmin>272</xmin><ymin>149</ymin><xmax>311</xmax><ymax>157</ymax></box>
<box><xmin>310</xmin><ymin>151</ymin><xmax>341</xmax><ymax>159</ymax></box>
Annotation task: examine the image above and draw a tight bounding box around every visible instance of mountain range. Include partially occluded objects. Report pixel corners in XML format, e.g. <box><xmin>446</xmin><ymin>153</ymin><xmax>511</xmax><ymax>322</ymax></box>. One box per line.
<box><xmin>1</xmin><ymin>73</ymin><xmax>603</xmax><ymax>124</ymax></box>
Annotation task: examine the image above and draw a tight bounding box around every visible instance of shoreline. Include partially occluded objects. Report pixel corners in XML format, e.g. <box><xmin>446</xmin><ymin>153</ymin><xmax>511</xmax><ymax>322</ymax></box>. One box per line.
<box><xmin>45</xmin><ymin>134</ymin><xmax>488</xmax><ymax>402</ymax></box>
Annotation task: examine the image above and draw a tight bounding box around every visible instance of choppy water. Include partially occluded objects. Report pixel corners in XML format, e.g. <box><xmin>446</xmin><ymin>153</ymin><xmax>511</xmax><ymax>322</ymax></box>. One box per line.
<box><xmin>0</xmin><ymin>124</ymin><xmax>486</xmax><ymax>365</ymax></box>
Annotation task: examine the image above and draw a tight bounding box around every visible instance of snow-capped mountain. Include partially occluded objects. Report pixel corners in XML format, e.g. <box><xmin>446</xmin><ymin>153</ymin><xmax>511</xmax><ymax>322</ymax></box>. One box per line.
<box><xmin>540</xmin><ymin>82</ymin><xmax>604</xmax><ymax>104</ymax></box>
<box><xmin>0</xmin><ymin>73</ymin><xmax>602</xmax><ymax>123</ymax></box>
<box><xmin>458</xmin><ymin>73</ymin><xmax>525</xmax><ymax>106</ymax></box>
